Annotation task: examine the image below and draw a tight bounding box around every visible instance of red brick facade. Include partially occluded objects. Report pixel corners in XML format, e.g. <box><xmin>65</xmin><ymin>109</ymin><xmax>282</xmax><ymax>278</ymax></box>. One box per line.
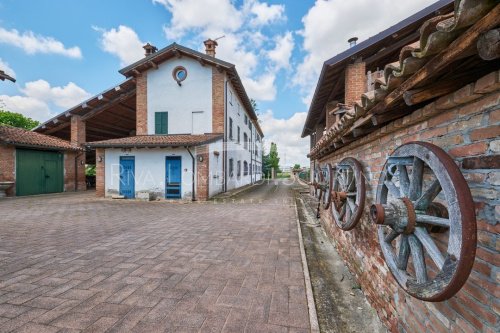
<box><xmin>95</xmin><ymin>148</ymin><xmax>105</xmax><ymax>197</ymax></box>
<box><xmin>316</xmin><ymin>71</ymin><xmax>500</xmax><ymax>333</ymax></box>
<box><xmin>0</xmin><ymin>144</ymin><xmax>15</xmax><ymax>196</ymax></box>
<box><xmin>70</xmin><ymin>115</ymin><xmax>86</xmax><ymax>191</ymax></box>
<box><xmin>64</xmin><ymin>151</ymin><xmax>76</xmax><ymax>192</ymax></box>
<box><xmin>196</xmin><ymin>145</ymin><xmax>210</xmax><ymax>201</ymax></box>
<box><xmin>136</xmin><ymin>73</ymin><xmax>148</xmax><ymax>135</ymax></box>
<box><xmin>212</xmin><ymin>67</ymin><xmax>225</xmax><ymax>134</ymax></box>
<box><xmin>345</xmin><ymin>59</ymin><xmax>366</xmax><ymax>105</ymax></box>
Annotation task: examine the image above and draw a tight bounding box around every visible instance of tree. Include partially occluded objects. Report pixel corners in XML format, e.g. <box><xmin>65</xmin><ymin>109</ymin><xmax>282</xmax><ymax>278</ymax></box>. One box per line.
<box><xmin>293</xmin><ymin>164</ymin><xmax>301</xmax><ymax>170</ymax></box>
<box><xmin>262</xmin><ymin>142</ymin><xmax>281</xmax><ymax>178</ymax></box>
<box><xmin>0</xmin><ymin>110</ymin><xmax>40</xmax><ymax>130</ymax></box>
<box><xmin>250</xmin><ymin>98</ymin><xmax>258</xmax><ymax>113</ymax></box>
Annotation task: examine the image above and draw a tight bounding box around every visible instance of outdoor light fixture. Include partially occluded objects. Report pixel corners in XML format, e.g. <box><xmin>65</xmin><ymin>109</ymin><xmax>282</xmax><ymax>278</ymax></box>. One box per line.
<box><xmin>198</xmin><ymin>156</ymin><xmax>204</xmax><ymax>162</ymax></box>
<box><xmin>97</xmin><ymin>156</ymin><xmax>103</xmax><ymax>162</ymax></box>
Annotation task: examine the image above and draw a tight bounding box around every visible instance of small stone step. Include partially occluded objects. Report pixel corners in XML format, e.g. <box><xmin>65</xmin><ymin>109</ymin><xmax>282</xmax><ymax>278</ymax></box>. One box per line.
<box><xmin>111</xmin><ymin>195</ymin><xmax>125</xmax><ymax>199</ymax></box>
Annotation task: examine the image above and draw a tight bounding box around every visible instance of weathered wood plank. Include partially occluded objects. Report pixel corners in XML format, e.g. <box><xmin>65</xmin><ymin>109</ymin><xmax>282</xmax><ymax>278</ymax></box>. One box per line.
<box><xmin>408</xmin><ymin>157</ymin><xmax>424</xmax><ymax>201</ymax></box>
<box><xmin>414</xmin><ymin>227</ymin><xmax>445</xmax><ymax>269</ymax></box>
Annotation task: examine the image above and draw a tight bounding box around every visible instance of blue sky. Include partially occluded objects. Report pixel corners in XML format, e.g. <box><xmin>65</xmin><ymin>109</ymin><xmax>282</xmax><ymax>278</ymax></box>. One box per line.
<box><xmin>0</xmin><ymin>0</ymin><xmax>437</xmax><ymax>166</ymax></box>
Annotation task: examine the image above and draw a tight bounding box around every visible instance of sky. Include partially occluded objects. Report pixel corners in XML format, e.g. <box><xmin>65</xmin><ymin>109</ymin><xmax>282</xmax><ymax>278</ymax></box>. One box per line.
<box><xmin>0</xmin><ymin>0</ymin><xmax>438</xmax><ymax>167</ymax></box>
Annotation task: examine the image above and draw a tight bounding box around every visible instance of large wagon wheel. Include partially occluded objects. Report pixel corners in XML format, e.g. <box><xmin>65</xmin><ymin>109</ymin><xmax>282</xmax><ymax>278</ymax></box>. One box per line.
<box><xmin>330</xmin><ymin>157</ymin><xmax>366</xmax><ymax>231</ymax></box>
<box><xmin>322</xmin><ymin>163</ymin><xmax>333</xmax><ymax>209</ymax></box>
<box><xmin>370</xmin><ymin>142</ymin><xmax>476</xmax><ymax>302</ymax></box>
<box><xmin>312</xmin><ymin>165</ymin><xmax>323</xmax><ymax>200</ymax></box>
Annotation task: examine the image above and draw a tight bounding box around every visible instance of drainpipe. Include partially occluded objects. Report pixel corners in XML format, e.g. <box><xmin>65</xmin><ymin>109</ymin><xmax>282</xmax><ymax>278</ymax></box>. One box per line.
<box><xmin>186</xmin><ymin>146</ymin><xmax>196</xmax><ymax>201</ymax></box>
<box><xmin>74</xmin><ymin>150</ymin><xmax>85</xmax><ymax>192</ymax></box>
<box><xmin>223</xmin><ymin>80</ymin><xmax>228</xmax><ymax>193</ymax></box>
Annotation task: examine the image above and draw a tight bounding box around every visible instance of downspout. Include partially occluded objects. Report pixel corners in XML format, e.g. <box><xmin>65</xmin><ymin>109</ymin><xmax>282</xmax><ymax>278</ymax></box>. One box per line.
<box><xmin>250</xmin><ymin>123</ymin><xmax>253</xmax><ymax>184</ymax></box>
<box><xmin>223</xmin><ymin>79</ymin><xmax>228</xmax><ymax>193</ymax></box>
<box><xmin>186</xmin><ymin>146</ymin><xmax>196</xmax><ymax>201</ymax></box>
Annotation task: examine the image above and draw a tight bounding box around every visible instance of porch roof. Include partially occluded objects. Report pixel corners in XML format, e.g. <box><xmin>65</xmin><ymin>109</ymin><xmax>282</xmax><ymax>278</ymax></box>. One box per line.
<box><xmin>0</xmin><ymin>125</ymin><xmax>81</xmax><ymax>151</ymax></box>
<box><xmin>86</xmin><ymin>133</ymin><xmax>223</xmax><ymax>148</ymax></box>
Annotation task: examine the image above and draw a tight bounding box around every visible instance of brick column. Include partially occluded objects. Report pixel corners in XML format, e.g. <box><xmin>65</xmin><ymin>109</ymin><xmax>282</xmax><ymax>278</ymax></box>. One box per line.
<box><xmin>315</xmin><ymin>123</ymin><xmax>324</xmax><ymax>141</ymax></box>
<box><xmin>71</xmin><ymin>115</ymin><xmax>86</xmax><ymax>191</ymax></box>
<box><xmin>212</xmin><ymin>68</ymin><xmax>224</xmax><ymax>133</ymax></box>
<box><xmin>96</xmin><ymin>148</ymin><xmax>105</xmax><ymax>197</ymax></box>
<box><xmin>136</xmin><ymin>73</ymin><xmax>148</xmax><ymax>135</ymax></box>
<box><xmin>196</xmin><ymin>145</ymin><xmax>210</xmax><ymax>201</ymax></box>
<box><xmin>0</xmin><ymin>144</ymin><xmax>16</xmax><ymax>196</ymax></box>
<box><xmin>326</xmin><ymin>100</ymin><xmax>338</xmax><ymax>129</ymax></box>
<box><xmin>345</xmin><ymin>58</ymin><xmax>366</xmax><ymax>105</ymax></box>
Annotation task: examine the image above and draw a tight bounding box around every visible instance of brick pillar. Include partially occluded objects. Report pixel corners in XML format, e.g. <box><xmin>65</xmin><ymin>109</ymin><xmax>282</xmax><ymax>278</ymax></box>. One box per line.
<box><xmin>64</xmin><ymin>151</ymin><xmax>76</xmax><ymax>192</ymax></box>
<box><xmin>196</xmin><ymin>145</ymin><xmax>210</xmax><ymax>201</ymax></box>
<box><xmin>136</xmin><ymin>73</ymin><xmax>148</xmax><ymax>135</ymax></box>
<box><xmin>315</xmin><ymin>123</ymin><xmax>324</xmax><ymax>141</ymax></box>
<box><xmin>345</xmin><ymin>58</ymin><xmax>366</xmax><ymax>105</ymax></box>
<box><xmin>71</xmin><ymin>115</ymin><xmax>86</xmax><ymax>191</ymax></box>
<box><xmin>0</xmin><ymin>144</ymin><xmax>16</xmax><ymax>196</ymax></box>
<box><xmin>96</xmin><ymin>148</ymin><xmax>105</xmax><ymax>197</ymax></box>
<box><xmin>212</xmin><ymin>68</ymin><xmax>224</xmax><ymax>133</ymax></box>
<box><xmin>326</xmin><ymin>101</ymin><xmax>338</xmax><ymax>129</ymax></box>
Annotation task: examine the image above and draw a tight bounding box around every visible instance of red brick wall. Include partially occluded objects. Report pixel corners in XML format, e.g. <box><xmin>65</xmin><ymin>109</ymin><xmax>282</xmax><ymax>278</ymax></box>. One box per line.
<box><xmin>136</xmin><ymin>73</ymin><xmax>148</xmax><ymax>135</ymax></box>
<box><xmin>64</xmin><ymin>151</ymin><xmax>76</xmax><ymax>192</ymax></box>
<box><xmin>212</xmin><ymin>68</ymin><xmax>225</xmax><ymax>134</ymax></box>
<box><xmin>345</xmin><ymin>59</ymin><xmax>366</xmax><ymax>105</ymax></box>
<box><xmin>196</xmin><ymin>145</ymin><xmax>210</xmax><ymax>201</ymax></box>
<box><xmin>96</xmin><ymin>148</ymin><xmax>105</xmax><ymax>197</ymax></box>
<box><xmin>0</xmin><ymin>144</ymin><xmax>15</xmax><ymax>196</ymax></box>
<box><xmin>315</xmin><ymin>71</ymin><xmax>499</xmax><ymax>333</ymax></box>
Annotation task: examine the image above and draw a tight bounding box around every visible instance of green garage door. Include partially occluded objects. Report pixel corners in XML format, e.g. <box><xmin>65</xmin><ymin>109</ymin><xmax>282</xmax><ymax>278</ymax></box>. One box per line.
<box><xmin>16</xmin><ymin>149</ymin><xmax>64</xmax><ymax>196</ymax></box>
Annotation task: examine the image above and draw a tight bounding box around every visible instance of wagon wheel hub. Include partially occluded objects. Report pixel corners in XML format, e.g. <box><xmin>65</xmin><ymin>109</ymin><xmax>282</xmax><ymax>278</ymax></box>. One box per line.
<box><xmin>332</xmin><ymin>191</ymin><xmax>347</xmax><ymax>209</ymax></box>
<box><xmin>370</xmin><ymin>197</ymin><xmax>416</xmax><ymax>235</ymax></box>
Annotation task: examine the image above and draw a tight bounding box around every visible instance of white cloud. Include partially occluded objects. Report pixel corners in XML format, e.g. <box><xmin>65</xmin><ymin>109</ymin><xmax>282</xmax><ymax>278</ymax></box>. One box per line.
<box><xmin>94</xmin><ymin>25</ymin><xmax>145</xmax><ymax>67</ymax></box>
<box><xmin>293</xmin><ymin>0</ymin><xmax>438</xmax><ymax>105</ymax></box>
<box><xmin>244</xmin><ymin>73</ymin><xmax>277</xmax><ymax>101</ymax></box>
<box><xmin>0</xmin><ymin>58</ymin><xmax>15</xmax><ymax>77</ymax></box>
<box><xmin>247</xmin><ymin>0</ymin><xmax>285</xmax><ymax>26</ymax></box>
<box><xmin>0</xmin><ymin>27</ymin><xmax>82</xmax><ymax>58</ymax></box>
<box><xmin>260</xmin><ymin>110</ymin><xmax>309</xmax><ymax>167</ymax></box>
<box><xmin>267</xmin><ymin>31</ymin><xmax>294</xmax><ymax>70</ymax></box>
<box><xmin>1</xmin><ymin>80</ymin><xmax>91</xmax><ymax>121</ymax></box>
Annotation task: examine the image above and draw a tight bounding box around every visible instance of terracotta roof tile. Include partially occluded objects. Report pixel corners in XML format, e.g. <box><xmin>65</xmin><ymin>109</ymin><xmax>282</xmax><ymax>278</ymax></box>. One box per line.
<box><xmin>87</xmin><ymin>134</ymin><xmax>223</xmax><ymax>148</ymax></box>
<box><xmin>0</xmin><ymin>125</ymin><xmax>80</xmax><ymax>150</ymax></box>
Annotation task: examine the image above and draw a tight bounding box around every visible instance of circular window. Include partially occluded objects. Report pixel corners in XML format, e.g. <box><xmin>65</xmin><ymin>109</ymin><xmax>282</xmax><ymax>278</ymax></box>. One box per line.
<box><xmin>172</xmin><ymin>66</ymin><xmax>187</xmax><ymax>83</ymax></box>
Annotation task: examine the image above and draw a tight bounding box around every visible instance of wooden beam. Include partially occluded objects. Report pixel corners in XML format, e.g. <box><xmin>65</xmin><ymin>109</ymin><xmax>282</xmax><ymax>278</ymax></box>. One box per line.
<box><xmin>371</xmin><ymin>4</ymin><xmax>500</xmax><ymax>115</ymax></box>
<box><xmin>81</xmin><ymin>89</ymin><xmax>136</xmax><ymax>121</ymax></box>
<box><xmin>148</xmin><ymin>61</ymin><xmax>158</xmax><ymax>69</ymax></box>
<box><xmin>132</xmin><ymin>69</ymin><xmax>141</xmax><ymax>76</ymax></box>
<box><xmin>403</xmin><ymin>79</ymin><xmax>466</xmax><ymax>106</ymax></box>
<box><xmin>82</xmin><ymin>102</ymin><xmax>93</xmax><ymax>110</ymax></box>
<box><xmin>197</xmin><ymin>57</ymin><xmax>206</xmax><ymax>66</ymax></box>
<box><xmin>174</xmin><ymin>50</ymin><xmax>182</xmax><ymax>58</ymax></box>
<box><xmin>477</xmin><ymin>28</ymin><xmax>500</xmax><ymax>60</ymax></box>
<box><xmin>86</xmin><ymin>126</ymin><xmax>128</xmax><ymax>137</ymax></box>
<box><xmin>97</xmin><ymin>111</ymin><xmax>135</xmax><ymax>124</ymax></box>
<box><xmin>365</xmin><ymin>31</ymin><xmax>420</xmax><ymax>65</ymax></box>
<box><xmin>98</xmin><ymin>95</ymin><xmax>109</xmax><ymax>102</ymax></box>
<box><xmin>118</xmin><ymin>102</ymin><xmax>136</xmax><ymax>113</ymax></box>
<box><xmin>43</xmin><ymin>122</ymin><xmax>70</xmax><ymax>135</ymax></box>
<box><xmin>371</xmin><ymin>109</ymin><xmax>412</xmax><ymax>126</ymax></box>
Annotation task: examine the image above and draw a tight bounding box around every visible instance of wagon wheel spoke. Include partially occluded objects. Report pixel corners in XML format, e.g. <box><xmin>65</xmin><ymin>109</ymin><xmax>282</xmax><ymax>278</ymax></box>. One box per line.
<box><xmin>339</xmin><ymin>203</ymin><xmax>346</xmax><ymax>219</ymax></box>
<box><xmin>397</xmin><ymin>235</ymin><xmax>410</xmax><ymax>270</ymax></box>
<box><xmin>414</xmin><ymin>179</ymin><xmax>442</xmax><ymax>210</ymax></box>
<box><xmin>346</xmin><ymin>192</ymin><xmax>357</xmax><ymax>196</ymax></box>
<box><xmin>346</xmin><ymin>197</ymin><xmax>356</xmax><ymax>213</ymax></box>
<box><xmin>408</xmin><ymin>157</ymin><xmax>424</xmax><ymax>201</ymax></box>
<box><xmin>408</xmin><ymin>235</ymin><xmax>428</xmax><ymax>283</ymax></box>
<box><xmin>398</xmin><ymin>165</ymin><xmax>410</xmax><ymax>197</ymax></box>
<box><xmin>415</xmin><ymin>215</ymin><xmax>449</xmax><ymax>228</ymax></box>
<box><xmin>414</xmin><ymin>227</ymin><xmax>445</xmax><ymax>269</ymax></box>
<box><xmin>384</xmin><ymin>229</ymin><xmax>399</xmax><ymax>243</ymax></box>
<box><xmin>384</xmin><ymin>180</ymin><xmax>401</xmax><ymax>198</ymax></box>
<box><xmin>344</xmin><ymin>203</ymin><xmax>351</xmax><ymax>223</ymax></box>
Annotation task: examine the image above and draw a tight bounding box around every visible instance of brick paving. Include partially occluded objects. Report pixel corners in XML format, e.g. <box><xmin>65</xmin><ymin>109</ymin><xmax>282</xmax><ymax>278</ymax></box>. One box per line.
<box><xmin>0</xmin><ymin>180</ymin><xmax>310</xmax><ymax>332</ymax></box>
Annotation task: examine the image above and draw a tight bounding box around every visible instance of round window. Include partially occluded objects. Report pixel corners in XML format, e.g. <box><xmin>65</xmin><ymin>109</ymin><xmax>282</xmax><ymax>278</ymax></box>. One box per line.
<box><xmin>172</xmin><ymin>66</ymin><xmax>187</xmax><ymax>83</ymax></box>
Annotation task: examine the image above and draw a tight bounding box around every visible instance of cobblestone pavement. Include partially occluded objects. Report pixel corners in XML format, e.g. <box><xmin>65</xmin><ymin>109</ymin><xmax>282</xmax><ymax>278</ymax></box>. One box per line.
<box><xmin>0</xmin><ymin>180</ymin><xmax>310</xmax><ymax>332</ymax></box>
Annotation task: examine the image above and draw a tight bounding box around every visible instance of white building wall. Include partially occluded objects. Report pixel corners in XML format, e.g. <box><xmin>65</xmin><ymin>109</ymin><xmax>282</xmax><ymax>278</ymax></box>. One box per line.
<box><xmin>104</xmin><ymin>148</ymin><xmax>194</xmax><ymax>199</ymax></box>
<box><xmin>147</xmin><ymin>57</ymin><xmax>212</xmax><ymax>135</ymax></box>
<box><xmin>207</xmin><ymin>140</ymin><xmax>223</xmax><ymax>197</ymax></box>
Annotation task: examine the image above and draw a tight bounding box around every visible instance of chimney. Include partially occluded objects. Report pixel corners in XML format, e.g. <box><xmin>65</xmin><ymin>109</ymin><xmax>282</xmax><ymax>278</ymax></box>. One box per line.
<box><xmin>143</xmin><ymin>43</ymin><xmax>158</xmax><ymax>57</ymax></box>
<box><xmin>348</xmin><ymin>37</ymin><xmax>358</xmax><ymax>48</ymax></box>
<box><xmin>203</xmin><ymin>39</ymin><xmax>218</xmax><ymax>57</ymax></box>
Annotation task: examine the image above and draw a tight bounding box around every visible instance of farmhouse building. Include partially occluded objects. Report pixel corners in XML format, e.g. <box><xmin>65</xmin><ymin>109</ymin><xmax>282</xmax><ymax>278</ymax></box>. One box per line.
<box><xmin>302</xmin><ymin>0</ymin><xmax>499</xmax><ymax>332</ymax></box>
<box><xmin>35</xmin><ymin>40</ymin><xmax>263</xmax><ymax>200</ymax></box>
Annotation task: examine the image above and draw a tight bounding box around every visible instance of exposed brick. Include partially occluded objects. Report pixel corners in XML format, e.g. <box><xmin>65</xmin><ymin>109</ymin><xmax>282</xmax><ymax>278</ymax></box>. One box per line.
<box><xmin>469</xmin><ymin>125</ymin><xmax>500</xmax><ymax>141</ymax></box>
<box><xmin>474</xmin><ymin>70</ymin><xmax>500</xmax><ymax>94</ymax></box>
<box><xmin>448</xmin><ymin>142</ymin><xmax>488</xmax><ymax>158</ymax></box>
<box><xmin>462</xmin><ymin>155</ymin><xmax>500</xmax><ymax>169</ymax></box>
<box><xmin>196</xmin><ymin>144</ymin><xmax>210</xmax><ymax>201</ymax></box>
<box><xmin>136</xmin><ymin>73</ymin><xmax>148</xmax><ymax>135</ymax></box>
<box><xmin>345</xmin><ymin>59</ymin><xmax>366</xmax><ymax>105</ymax></box>
<box><xmin>212</xmin><ymin>68</ymin><xmax>224</xmax><ymax>133</ymax></box>
<box><xmin>95</xmin><ymin>148</ymin><xmax>105</xmax><ymax>197</ymax></box>
<box><xmin>428</xmin><ymin>110</ymin><xmax>457</xmax><ymax>127</ymax></box>
<box><xmin>0</xmin><ymin>144</ymin><xmax>15</xmax><ymax>196</ymax></box>
<box><xmin>436</xmin><ymin>95</ymin><xmax>457</xmax><ymax>110</ymax></box>
<box><xmin>453</xmin><ymin>83</ymin><xmax>482</xmax><ymax>104</ymax></box>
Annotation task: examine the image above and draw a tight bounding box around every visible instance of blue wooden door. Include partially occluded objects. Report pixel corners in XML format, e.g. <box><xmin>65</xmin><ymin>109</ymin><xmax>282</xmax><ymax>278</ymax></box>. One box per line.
<box><xmin>165</xmin><ymin>157</ymin><xmax>181</xmax><ymax>199</ymax></box>
<box><xmin>119</xmin><ymin>156</ymin><xmax>135</xmax><ymax>198</ymax></box>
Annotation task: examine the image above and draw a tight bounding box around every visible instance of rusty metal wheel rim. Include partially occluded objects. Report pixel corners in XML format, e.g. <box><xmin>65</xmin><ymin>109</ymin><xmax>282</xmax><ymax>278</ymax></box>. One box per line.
<box><xmin>313</xmin><ymin>165</ymin><xmax>323</xmax><ymax>200</ymax></box>
<box><xmin>372</xmin><ymin>141</ymin><xmax>476</xmax><ymax>302</ymax></box>
<box><xmin>330</xmin><ymin>157</ymin><xmax>366</xmax><ymax>231</ymax></box>
<box><xmin>322</xmin><ymin>163</ymin><xmax>333</xmax><ymax>209</ymax></box>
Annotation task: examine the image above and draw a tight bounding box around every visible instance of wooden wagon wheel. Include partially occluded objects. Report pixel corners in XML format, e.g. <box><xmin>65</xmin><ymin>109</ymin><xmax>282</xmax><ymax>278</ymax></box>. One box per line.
<box><xmin>330</xmin><ymin>157</ymin><xmax>366</xmax><ymax>231</ymax></box>
<box><xmin>370</xmin><ymin>142</ymin><xmax>476</xmax><ymax>302</ymax></box>
<box><xmin>312</xmin><ymin>165</ymin><xmax>323</xmax><ymax>200</ymax></box>
<box><xmin>322</xmin><ymin>163</ymin><xmax>333</xmax><ymax>209</ymax></box>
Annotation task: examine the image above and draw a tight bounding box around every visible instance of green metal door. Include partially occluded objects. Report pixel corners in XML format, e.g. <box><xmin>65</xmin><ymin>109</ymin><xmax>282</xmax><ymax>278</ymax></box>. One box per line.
<box><xmin>16</xmin><ymin>149</ymin><xmax>64</xmax><ymax>196</ymax></box>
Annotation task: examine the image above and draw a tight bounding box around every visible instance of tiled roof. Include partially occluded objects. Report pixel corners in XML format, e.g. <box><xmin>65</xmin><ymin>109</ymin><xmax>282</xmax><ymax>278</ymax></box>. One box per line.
<box><xmin>87</xmin><ymin>134</ymin><xmax>223</xmax><ymax>148</ymax></box>
<box><xmin>0</xmin><ymin>125</ymin><xmax>80</xmax><ymax>150</ymax></box>
<box><xmin>309</xmin><ymin>0</ymin><xmax>498</xmax><ymax>159</ymax></box>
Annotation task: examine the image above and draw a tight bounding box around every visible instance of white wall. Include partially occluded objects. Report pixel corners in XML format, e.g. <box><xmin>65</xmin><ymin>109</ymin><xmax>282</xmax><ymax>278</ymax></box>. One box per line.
<box><xmin>104</xmin><ymin>147</ymin><xmax>194</xmax><ymax>199</ymax></box>
<box><xmin>147</xmin><ymin>57</ymin><xmax>212</xmax><ymax>135</ymax></box>
<box><xmin>207</xmin><ymin>140</ymin><xmax>224</xmax><ymax>197</ymax></box>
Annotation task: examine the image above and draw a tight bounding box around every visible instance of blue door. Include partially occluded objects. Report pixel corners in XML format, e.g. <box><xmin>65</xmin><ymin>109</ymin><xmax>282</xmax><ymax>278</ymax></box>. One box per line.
<box><xmin>165</xmin><ymin>157</ymin><xmax>182</xmax><ymax>199</ymax></box>
<box><xmin>119</xmin><ymin>156</ymin><xmax>135</xmax><ymax>198</ymax></box>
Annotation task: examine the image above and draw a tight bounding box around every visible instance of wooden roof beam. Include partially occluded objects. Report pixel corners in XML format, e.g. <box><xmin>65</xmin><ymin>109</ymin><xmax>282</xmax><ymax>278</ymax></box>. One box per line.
<box><xmin>81</xmin><ymin>90</ymin><xmax>136</xmax><ymax>121</ymax></box>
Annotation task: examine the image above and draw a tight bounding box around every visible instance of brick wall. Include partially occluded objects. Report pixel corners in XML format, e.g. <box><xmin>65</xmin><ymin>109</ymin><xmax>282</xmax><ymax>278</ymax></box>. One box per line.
<box><xmin>345</xmin><ymin>59</ymin><xmax>366</xmax><ymax>105</ymax></box>
<box><xmin>326</xmin><ymin>101</ymin><xmax>338</xmax><ymax>129</ymax></box>
<box><xmin>136</xmin><ymin>73</ymin><xmax>148</xmax><ymax>135</ymax></box>
<box><xmin>96</xmin><ymin>148</ymin><xmax>105</xmax><ymax>197</ymax></box>
<box><xmin>64</xmin><ymin>151</ymin><xmax>76</xmax><ymax>192</ymax></box>
<box><xmin>196</xmin><ymin>144</ymin><xmax>210</xmax><ymax>201</ymax></box>
<box><xmin>212</xmin><ymin>67</ymin><xmax>225</xmax><ymax>134</ymax></box>
<box><xmin>316</xmin><ymin>70</ymin><xmax>499</xmax><ymax>333</ymax></box>
<box><xmin>0</xmin><ymin>144</ymin><xmax>15</xmax><ymax>196</ymax></box>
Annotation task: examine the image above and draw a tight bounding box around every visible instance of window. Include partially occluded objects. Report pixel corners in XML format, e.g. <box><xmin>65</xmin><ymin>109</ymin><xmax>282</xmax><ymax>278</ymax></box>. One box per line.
<box><xmin>155</xmin><ymin>112</ymin><xmax>168</xmax><ymax>134</ymax></box>
<box><xmin>244</xmin><ymin>161</ymin><xmax>248</xmax><ymax>176</ymax></box>
<box><xmin>172</xmin><ymin>66</ymin><xmax>187</xmax><ymax>84</ymax></box>
<box><xmin>237</xmin><ymin>103</ymin><xmax>240</xmax><ymax>115</ymax></box>
<box><xmin>244</xmin><ymin>115</ymin><xmax>248</xmax><ymax>125</ymax></box>
<box><xmin>249</xmin><ymin>122</ymin><xmax>252</xmax><ymax>131</ymax></box>
<box><xmin>237</xmin><ymin>126</ymin><xmax>240</xmax><ymax>144</ymax></box>
<box><xmin>237</xmin><ymin>160</ymin><xmax>241</xmax><ymax>177</ymax></box>
<box><xmin>255</xmin><ymin>145</ymin><xmax>258</xmax><ymax>156</ymax></box>
<box><xmin>229</xmin><ymin>117</ymin><xmax>233</xmax><ymax>140</ymax></box>
<box><xmin>243</xmin><ymin>133</ymin><xmax>248</xmax><ymax>150</ymax></box>
<box><xmin>229</xmin><ymin>159</ymin><xmax>234</xmax><ymax>177</ymax></box>
<box><xmin>229</xmin><ymin>90</ymin><xmax>233</xmax><ymax>105</ymax></box>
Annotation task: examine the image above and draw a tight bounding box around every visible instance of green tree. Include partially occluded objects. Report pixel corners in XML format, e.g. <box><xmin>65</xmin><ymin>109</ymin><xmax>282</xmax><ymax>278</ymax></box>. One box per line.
<box><xmin>0</xmin><ymin>110</ymin><xmax>40</xmax><ymax>130</ymax></box>
<box><xmin>263</xmin><ymin>142</ymin><xmax>280</xmax><ymax>178</ymax></box>
<box><xmin>250</xmin><ymin>98</ymin><xmax>258</xmax><ymax>113</ymax></box>
<box><xmin>293</xmin><ymin>164</ymin><xmax>301</xmax><ymax>170</ymax></box>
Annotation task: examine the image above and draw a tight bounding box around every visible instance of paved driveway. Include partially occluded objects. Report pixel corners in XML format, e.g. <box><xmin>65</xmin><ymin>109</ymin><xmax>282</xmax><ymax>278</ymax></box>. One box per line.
<box><xmin>0</xmin><ymin>181</ymin><xmax>310</xmax><ymax>332</ymax></box>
